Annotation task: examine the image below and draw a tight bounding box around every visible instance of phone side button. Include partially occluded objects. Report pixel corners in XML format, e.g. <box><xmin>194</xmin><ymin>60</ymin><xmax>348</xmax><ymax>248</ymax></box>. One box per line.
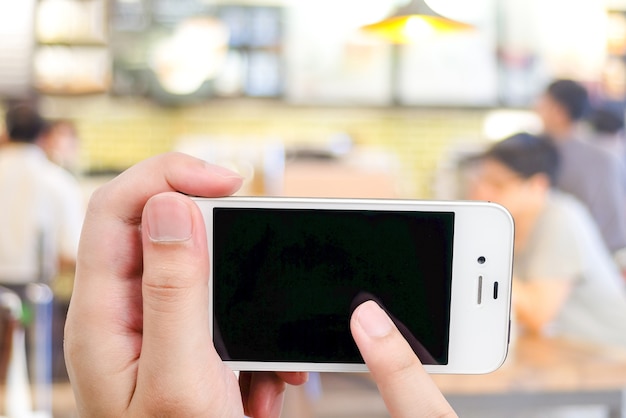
<box><xmin>508</xmin><ymin>319</ymin><xmax>511</xmax><ymax>344</ymax></box>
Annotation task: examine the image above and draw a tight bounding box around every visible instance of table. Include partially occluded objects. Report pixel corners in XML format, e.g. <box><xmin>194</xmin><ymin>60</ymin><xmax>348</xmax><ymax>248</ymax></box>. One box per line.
<box><xmin>46</xmin><ymin>333</ymin><xmax>626</xmax><ymax>417</ymax></box>
<box><xmin>431</xmin><ymin>334</ymin><xmax>626</xmax><ymax>417</ymax></box>
<box><xmin>291</xmin><ymin>334</ymin><xmax>626</xmax><ymax>418</ymax></box>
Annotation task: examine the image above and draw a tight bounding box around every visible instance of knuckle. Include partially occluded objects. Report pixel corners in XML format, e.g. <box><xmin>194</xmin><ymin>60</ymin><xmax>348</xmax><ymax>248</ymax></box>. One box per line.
<box><xmin>142</xmin><ymin>274</ymin><xmax>193</xmax><ymax>303</ymax></box>
<box><xmin>142</xmin><ymin>263</ymin><xmax>204</xmax><ymax>311</ymax></box>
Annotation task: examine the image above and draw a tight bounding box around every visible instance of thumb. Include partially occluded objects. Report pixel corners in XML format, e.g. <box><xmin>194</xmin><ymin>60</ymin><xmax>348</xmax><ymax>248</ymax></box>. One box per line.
<box><xmin>351</xmin><ymin>301</ymin><xmax>456</xmax><ymax>418</ymax></box>
<box><xmin>136</xmin><ymin>192</ymin><xmax>230</xmax><ymax>413</ymax></box>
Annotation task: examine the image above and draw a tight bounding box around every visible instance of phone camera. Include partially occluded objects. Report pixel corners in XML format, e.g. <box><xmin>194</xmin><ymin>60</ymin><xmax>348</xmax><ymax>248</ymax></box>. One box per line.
<box><xmin>477</xmin><ymin>256</ymin><xmax>486</xmax><ymax>265</ymax></box>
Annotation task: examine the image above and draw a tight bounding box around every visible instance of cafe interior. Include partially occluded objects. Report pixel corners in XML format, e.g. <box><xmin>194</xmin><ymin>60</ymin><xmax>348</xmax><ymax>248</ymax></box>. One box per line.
<box><xmin>2</xmin><ymin>0</ymin><xmax>626</xmax><ymax>416</ymax></box>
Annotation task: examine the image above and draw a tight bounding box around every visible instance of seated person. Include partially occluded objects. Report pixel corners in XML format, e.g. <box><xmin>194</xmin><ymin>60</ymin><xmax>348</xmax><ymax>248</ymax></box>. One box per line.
<box><xmin>467</xmin><ymin>133</ymin><xmax>626</xmax><ymax>346</ymax></box>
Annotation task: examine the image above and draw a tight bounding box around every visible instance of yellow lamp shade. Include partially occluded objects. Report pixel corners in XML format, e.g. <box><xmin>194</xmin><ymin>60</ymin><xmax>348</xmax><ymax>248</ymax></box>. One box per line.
<box><xmin>361</xmin><ymin>0</ymin><xmax>473</xmax><ymax>44</ymax></box>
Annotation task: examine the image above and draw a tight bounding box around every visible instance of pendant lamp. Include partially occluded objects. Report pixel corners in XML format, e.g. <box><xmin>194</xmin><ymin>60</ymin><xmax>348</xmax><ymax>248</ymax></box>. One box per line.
<box><xmin>361</xmin><ymin>0</ymin><xmax>473</xmax><ymax>44</ymax></box>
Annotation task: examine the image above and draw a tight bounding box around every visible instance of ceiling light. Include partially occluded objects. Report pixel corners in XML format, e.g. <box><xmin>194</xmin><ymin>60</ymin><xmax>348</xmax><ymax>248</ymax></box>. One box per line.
<box><xmin>361</xmin><ymin>0</ymin><xmax>473</xmax><ymax>44</ymax></box>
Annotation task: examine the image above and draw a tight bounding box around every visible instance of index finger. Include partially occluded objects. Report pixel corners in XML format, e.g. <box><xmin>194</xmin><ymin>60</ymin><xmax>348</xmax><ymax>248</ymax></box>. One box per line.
<box><xmin>351</xmin><ymin>301</ymin><xmax>457</xmax><ymax>418</ymax></box>
<box><xmin>76</xmin><ymin>152</ymin><xmax>242</xmax><ymax>286</ymax></box>
<box><xmin>88</xmin><ymin>151</ymin><xmax>242</xmax><ymax>227</ymax></box>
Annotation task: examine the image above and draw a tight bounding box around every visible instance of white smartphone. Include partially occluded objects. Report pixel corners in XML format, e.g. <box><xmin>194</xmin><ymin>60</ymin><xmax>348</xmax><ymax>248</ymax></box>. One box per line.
<box><xmin>194</xmin><ymin>196</ymin><xmax>514</xmax><ymax>374</ymax></box>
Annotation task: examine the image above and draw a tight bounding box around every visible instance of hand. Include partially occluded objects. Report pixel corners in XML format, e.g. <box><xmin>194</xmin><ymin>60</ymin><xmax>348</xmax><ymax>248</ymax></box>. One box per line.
<box><xmin>351</xmin><ymin>300</ymin><xmax>457</xmax><ymax>418</ymax></box>
<box><xmin>64</xmin><ymin>153</ymin><xmax>307</xmax><ymax>417</ymax></box>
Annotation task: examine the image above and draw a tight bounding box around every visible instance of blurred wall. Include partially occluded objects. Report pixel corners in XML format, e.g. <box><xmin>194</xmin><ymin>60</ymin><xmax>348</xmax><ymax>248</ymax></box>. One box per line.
<box><xmin>37</xmin><ymin>96</ymin><xmax>487</xmax><ymax>199</ymax></box>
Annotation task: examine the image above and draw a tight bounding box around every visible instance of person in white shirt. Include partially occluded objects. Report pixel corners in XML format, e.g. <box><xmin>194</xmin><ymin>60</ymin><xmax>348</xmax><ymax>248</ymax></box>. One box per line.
<box><xmin>0</xmin><ymin>103</ymin><xmax>84</xmax><ymax>290</ymax></box>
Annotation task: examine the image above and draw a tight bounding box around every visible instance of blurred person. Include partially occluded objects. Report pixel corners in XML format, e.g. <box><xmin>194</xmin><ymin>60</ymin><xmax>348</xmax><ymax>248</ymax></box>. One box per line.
<box><xmin>0</xmin><ymin>104</ymin><xmax>84</xmax><ymax>384</ymax></box>
<box><xmin>64</xmin><ymin>152</ymin><xmax>456</xmax><ymax>417</ymax></box>
<box><xmin>37</xmin><ymin>119</ymin><xmax>81</xmax><ymax>174</ymax></box>
<box><xmin>468</xmin><ymin>133</ymin><xmax>626</xmax><ymax>347</ymax></box>
<box><xmin>0</xmin><ymin>104</ymin><xmax>83</xmax><ymax>288</ymax></box>
<box><xmin>35</xmin><ymin>118</ymin><xmax>83</xmax><ymax>382</ymax></box>
<box><xmin>535</xmin><ymin>79</ymin><xmax>626</xmax><ymax>268</ymax></box>
<box><xmin>588</xmin><ymin>106</ymin><xmax>626</xmax><ymax>162</ymax></box>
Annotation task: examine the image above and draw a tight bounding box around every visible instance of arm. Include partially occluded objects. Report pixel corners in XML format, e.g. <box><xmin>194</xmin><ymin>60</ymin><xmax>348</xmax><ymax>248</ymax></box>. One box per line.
<box><xmin>586</xmin><ymin>155</ymin><xmax>626</xmax><ymax>253</ymax></box>
<box><xmin>512</xmin><ymin>277</ymin><xmax>572</xmax><ymax>334</ymax></box>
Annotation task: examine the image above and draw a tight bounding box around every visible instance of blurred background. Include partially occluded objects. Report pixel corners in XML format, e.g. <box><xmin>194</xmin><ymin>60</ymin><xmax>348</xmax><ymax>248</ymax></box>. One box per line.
<box><xmin>2</xmin><ymin>0</ymin><xmax>619</xmax><ymax>201</ymax></box>
<box><xmin>3</xmin><ymin>0</ymin><xmax>626</xmax><ymax>417</ymax></box>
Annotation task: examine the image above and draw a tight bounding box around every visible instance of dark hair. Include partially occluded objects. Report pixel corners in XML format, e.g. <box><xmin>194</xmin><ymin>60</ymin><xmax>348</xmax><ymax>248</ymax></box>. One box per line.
<box><xmin>546</xmin><ymin>79</ymin><xmax>590</xmax><ymax>121</ymax></box>
<box><xmin>482</xmin><ymin>132</ymin><xmax>560</xmax><ymax>185</ymax></box>
<box><xmin>589</xmin><ymin>107</ymin><xmax>624</xmax><ymax>134</ymax></box>
<box><xmin>4</xmin><ymin>104</ymin><xmax>47</xmax><ymax>143</ymax></box>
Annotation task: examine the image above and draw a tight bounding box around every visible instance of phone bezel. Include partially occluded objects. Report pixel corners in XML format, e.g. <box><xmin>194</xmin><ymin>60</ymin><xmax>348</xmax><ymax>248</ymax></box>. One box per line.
<box><xmin>195</xmin><ymin>196</ymin><xmax>514</xmax><ymax>374</ymax></box>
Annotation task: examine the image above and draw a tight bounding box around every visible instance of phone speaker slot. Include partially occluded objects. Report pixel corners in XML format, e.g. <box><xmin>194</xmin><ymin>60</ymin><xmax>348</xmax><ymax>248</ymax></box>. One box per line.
<box><xmin>477</xmin><ymin>275</ymin><xmax>483</xmax><ymax>305</ymax></box>
<box><xmin>493</xmin><ymin>281</ymin><xmax>499</xmax><ymax>299</ymax></box>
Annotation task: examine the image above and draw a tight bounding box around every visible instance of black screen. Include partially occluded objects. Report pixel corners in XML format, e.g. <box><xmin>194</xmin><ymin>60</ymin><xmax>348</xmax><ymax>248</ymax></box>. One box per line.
<box><xmin>213</xmin><ymin>208</ymin><xmax>454</xmax><ymax>365</ymax></box>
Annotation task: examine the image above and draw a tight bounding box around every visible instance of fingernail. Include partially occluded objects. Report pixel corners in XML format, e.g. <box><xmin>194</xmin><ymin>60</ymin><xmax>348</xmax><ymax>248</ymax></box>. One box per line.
<box><xmin>147</xmin><ymin>195</ymin><xmax>193</xmax><ymax>242</ymax></box>
<box><xmin>205</xmin><ymin>162</ymin><xmax>244</xmax><ymax>180</ymax></box>
<box><xmin>357</xmin><ymin>300</ymin><xmax>394</xmax><ymax>338</ymax></box>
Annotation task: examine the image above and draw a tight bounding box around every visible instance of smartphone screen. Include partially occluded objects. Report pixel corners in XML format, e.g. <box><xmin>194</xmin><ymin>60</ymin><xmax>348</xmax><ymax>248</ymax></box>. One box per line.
<box><xmin>212</xmin><ymin>208</ymin><xmax>455</xmax><ymax>366</ymax></box>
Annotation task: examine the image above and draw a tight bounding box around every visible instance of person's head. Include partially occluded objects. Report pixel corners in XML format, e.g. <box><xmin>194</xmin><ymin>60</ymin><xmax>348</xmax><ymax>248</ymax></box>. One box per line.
<box><xmin>467</xmin><ymin>133</ymin><xmax>559</xmax><ymax>220</ymax></box>
<box><xmin>4</xmin><ymin>104</ymin><xmax>47</xmax><ymax>144</ymax></box>
<box><xmin>535</xmin><ymin>79</ymin><xmax>590</xmax><ymax>138</ymax></box>
<box><xmin>38</xmin><ymin>119</ymin><xmax>80</xmax><ymax>169</ymax></box>
<box><xmin>589</xmin><ymin>107</ymin><xmax>624</xmax><ymax>136</ymax></box>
